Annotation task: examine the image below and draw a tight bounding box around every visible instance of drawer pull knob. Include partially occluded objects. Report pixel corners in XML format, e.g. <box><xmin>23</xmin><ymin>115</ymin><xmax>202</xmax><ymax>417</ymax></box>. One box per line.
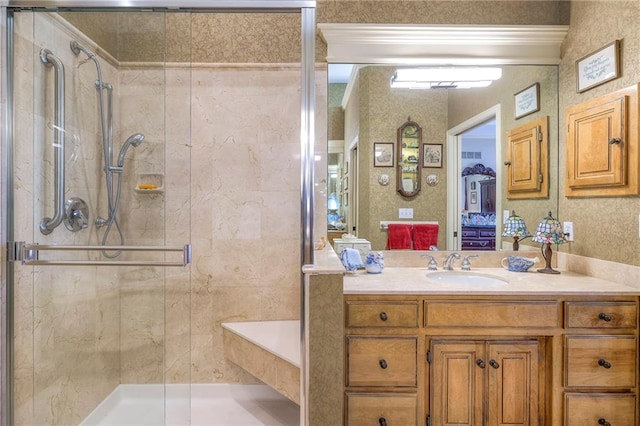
<box><xmin>598</xmin><ymin>312</ymin><xmax>612</xmax><ymax>322</ymax></box>
<box><xmin>609</xmin><ymin>137</ymin><xmax>622</xmax><ymax>145</ymax></box>
<box><xmin>489</xmin><ymin>359</ymin><xmax>500</xmax><ymax>369</ymax></box>
<box><xmin>378</xmin><ymin>417</ymin><xmax>387</xmax><ymax>426</ymax></box>
<box><xmin>598</xmin><ymin>358</ymin><xmax>612</xmax><ymax>369</ymax></box>
<box><xmin>379</xmin><ymin>312</ymin><xmax>388</xmax><ymax>321</ymax></box>
<box><xmin>598</xmin><ymin>418</ymin><xmax>611</xmax><ymax>426</ymax></box>
<box><xmin>476</xmin><ymin>359</ymin><xmax>486</xmax><ymax>369</ymax></box>
<box><xmin>379</xmin><ymin>359</ymin><xmax>388</xmax><ymax>369</ymax></box>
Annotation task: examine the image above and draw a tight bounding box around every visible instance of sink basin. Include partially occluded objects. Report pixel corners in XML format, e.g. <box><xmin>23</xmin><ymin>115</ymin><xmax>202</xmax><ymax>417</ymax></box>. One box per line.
<box><xmin>426</xmin><ymin>271</ymin><xmax>508</xmax><ymax>286</ymax></box>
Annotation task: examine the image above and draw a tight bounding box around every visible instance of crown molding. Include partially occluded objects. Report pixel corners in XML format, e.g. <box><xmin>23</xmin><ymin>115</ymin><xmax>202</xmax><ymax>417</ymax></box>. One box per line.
<box><xmin>318</xmin><ymin>23</ymin><xmax>569</xmax><ymax>65</ymax></box>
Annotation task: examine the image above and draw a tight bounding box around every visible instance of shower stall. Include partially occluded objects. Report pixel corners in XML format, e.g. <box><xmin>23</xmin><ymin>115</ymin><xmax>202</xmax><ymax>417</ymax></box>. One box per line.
<box><xmin>1</xmin><ymin>2</ymin><xmax>317</xmax><ymax>425</ymax></box>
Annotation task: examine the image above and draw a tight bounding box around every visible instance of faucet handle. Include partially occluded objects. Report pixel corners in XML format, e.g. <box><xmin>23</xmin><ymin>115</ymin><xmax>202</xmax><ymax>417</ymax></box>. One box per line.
<box><xmin>421</xmin><ymin>253</ymin><xmax>438</xmax><ymax>270</ymax></box>
<box><xmin>461</xmin><ymin>255</ymin><xmax>479</xmax><ymax>271</ymax></box>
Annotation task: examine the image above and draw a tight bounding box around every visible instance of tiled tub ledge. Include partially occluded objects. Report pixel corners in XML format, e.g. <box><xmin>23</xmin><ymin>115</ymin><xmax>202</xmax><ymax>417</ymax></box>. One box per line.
<box><xmin>222</xmin><ymin>320</ymin><xmax>300</xmax><ymax>405</ymax></box>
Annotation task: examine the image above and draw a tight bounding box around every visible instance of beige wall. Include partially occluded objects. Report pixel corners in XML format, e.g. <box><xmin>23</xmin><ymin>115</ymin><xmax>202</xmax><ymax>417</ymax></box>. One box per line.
<box><xmin>557</xmin><ymin>1</ymin><xmax>640</xmax><ymax>266</ymax></box>
<box><xmin>447</xmin><ymin>66</ymin><xmax>560</xmax><ymax>251</ymax></box>
<box><xmin>355</xmin><ymin>66</ymin><xmax>449</xmax><ymax>250</ymax></box>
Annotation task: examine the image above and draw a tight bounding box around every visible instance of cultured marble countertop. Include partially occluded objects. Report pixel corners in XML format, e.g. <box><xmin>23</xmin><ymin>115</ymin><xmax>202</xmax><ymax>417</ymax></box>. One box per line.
<box><xmin>343</xmin><ymin>267</ymin><xmax>640</xmax><ymax>296</ymax></box>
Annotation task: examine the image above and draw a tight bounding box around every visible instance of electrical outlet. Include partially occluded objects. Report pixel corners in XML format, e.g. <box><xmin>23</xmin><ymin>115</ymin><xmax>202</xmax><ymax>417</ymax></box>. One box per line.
<box><xmin>399</xmin><ymin>208</ymin><xmax>414</xmax><ymax>219</ymax></box>
<box><xmin>503</xmin><ymin>210</ymin><xmax>510</xmax><ymax>222</ymax></box>
<box><xmin>563</xmin><ymin>221</ymin><xmax>574</xmax><ymax>242</ymax></box>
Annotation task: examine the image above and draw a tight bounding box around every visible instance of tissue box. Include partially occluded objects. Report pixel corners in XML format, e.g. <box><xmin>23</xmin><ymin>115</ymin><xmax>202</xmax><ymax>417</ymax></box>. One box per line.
<box><xmin>333</xmin><ymin>238</ymin><xmax>372</xmax><ymax>258</ymax></box>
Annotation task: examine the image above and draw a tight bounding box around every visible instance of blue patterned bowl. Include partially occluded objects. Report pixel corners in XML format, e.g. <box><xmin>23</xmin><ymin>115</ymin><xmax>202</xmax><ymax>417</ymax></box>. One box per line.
<box><xmin>501</xmin><ymin>256</ymin><xmax>537</xmax><ymax>272</ymax></box>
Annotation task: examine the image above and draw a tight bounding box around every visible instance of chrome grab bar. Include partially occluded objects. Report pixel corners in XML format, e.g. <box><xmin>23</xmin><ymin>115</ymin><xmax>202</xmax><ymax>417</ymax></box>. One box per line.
<box><xmin>19</xmin><ymin>243</ymin><xmax>192</xmax><ymax>267</ymax></box>
<box><xmin>39</xmin><ymin>49</ymin><xmax>66</xmax><ymax>235</ymax></box>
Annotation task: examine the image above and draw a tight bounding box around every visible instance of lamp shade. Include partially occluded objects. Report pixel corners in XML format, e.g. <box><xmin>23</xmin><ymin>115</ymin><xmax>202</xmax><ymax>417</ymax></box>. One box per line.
<box><xmin>502</xmin><ymin>210</ymin><xmax>531</xmax><ymax>238</ymax></box>
<box><xmin>531</xmin><ymin>211</ymin><xmax>566</xmax><ymax>245</ymax></box>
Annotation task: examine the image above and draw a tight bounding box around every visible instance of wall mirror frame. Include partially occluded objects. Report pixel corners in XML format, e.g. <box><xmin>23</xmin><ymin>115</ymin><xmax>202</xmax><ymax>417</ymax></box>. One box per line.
<box><xmin>397</xmin><ymin>118</ymin><xmax>422</xmax><ymax>197</ymax></box>
<box><xmin>320</xmin><ymin>23</ymin><xmax>568</xmax><ymax>250</ymax></box>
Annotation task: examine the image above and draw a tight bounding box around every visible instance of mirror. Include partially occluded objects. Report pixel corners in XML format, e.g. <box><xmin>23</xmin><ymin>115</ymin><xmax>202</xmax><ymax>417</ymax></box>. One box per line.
<box><xmin>397</xmin><ymin>119</ymin><xmax>422</xmax><ymax>197</ymax></box>
<box><xmin>322</xmin><ymin>24</ymin><xmax>565</xmax><ymax>252</ymax></box>
<box><xmin>328</xmin><ymin>64</ymin><xmax>559</xmax><ymax>251</ymax></box>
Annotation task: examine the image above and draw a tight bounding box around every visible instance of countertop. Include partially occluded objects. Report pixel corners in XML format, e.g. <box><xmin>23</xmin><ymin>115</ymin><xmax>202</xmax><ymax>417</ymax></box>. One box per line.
<box><xmin>343</xmin><ymin>267</ymin><xmax>640</xmax><ymax>296</ymax></box>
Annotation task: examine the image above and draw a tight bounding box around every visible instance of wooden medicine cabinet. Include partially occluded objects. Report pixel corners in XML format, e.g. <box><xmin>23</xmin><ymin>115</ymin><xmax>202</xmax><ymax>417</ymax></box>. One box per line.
<box><xmin>505</xmin><ymin>116</ymin><xmax>549</xmax><ymax>199</ymax></box>
<box><xmin>565</xmin><ymin>83</ymin><xmax>640</xmax><ymax>197</ymax></box>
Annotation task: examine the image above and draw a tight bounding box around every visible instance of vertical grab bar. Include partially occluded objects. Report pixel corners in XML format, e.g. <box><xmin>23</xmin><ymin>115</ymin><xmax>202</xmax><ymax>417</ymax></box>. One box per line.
<box><xmin>39</xmin><ymin>49</ymin><xmax>65</xmax><ymax>235</ymax></box>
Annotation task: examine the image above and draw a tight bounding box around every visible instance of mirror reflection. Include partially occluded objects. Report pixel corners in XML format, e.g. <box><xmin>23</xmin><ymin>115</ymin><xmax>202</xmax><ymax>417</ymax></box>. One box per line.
<box><xmin>328</xmin><ymin>64</ymin><xmax>559</xmax><ymax>252</ymax></box>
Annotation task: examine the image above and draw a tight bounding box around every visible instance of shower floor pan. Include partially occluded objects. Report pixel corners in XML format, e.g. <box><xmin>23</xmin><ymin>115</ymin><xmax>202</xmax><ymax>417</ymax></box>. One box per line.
<box><xmin>80</xmin><ymin>383</ymin><xmax>299</xmax><ymax>426</ymax></box>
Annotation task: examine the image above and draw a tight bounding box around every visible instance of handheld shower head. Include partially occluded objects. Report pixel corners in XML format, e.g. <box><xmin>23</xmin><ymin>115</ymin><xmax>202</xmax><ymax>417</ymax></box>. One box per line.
<box><xmin>117</xmin><ymin>133</ymin><xmax>145</xmax><ymax>168</ymax></box>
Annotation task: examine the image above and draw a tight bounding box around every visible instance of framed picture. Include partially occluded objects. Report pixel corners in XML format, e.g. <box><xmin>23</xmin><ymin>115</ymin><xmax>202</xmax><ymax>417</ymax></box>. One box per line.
<box><xmin>423</xmin><ymin>143</ymin><xmax>443</xmax><ymax>168</ymax></box>
<box><xmin>576</xmin><ymin>40</ymin><xmax>620</xmax><ymax>93</ymax></box>
<box><xmin>374</xmin><ymin>142</ymin><xmax>394</xmax><ymax>167</ymax></box>
<box><xmin>470</xmin><ymin>191</ymin><xmax>477</xmax><ymax>204</ymax></box>
<box><xmin>514</xmin><ymin>83</ymin><xmax>540</xmax><ymax>119</ymax></box>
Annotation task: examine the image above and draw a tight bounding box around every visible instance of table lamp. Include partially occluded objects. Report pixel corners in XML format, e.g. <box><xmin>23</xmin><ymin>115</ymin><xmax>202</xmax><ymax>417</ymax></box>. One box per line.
<box><xmin>502</xmin><ymin>210</ymin><xmax>531</xmax><ymax>251</ymax></box>
<box><xmin>531</xmin><ymin>211</ymin><xmax>566</xmax><ymax>274</ymax></box>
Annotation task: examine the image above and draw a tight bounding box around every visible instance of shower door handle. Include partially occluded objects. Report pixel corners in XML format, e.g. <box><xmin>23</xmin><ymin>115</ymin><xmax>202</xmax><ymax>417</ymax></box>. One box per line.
<box><xmin>39</xmin><ymin>49</ymin><xmax>66</xmax><ymax>235</ymax></box>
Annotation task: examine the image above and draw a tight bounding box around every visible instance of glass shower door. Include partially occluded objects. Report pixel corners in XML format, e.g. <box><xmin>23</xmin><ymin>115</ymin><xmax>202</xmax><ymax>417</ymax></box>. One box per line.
<box><xmin>9</xmin><ymin>8</ymin><xmax>192</xmax><ymax>425</ymax></box>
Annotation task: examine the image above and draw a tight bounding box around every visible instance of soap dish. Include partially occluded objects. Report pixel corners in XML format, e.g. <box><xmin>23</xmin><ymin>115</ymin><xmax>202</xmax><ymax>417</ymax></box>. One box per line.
<box><xmin>135</xmin><ymin>173</ymin><xmax>164</xmax><ymax>194</ymax></box>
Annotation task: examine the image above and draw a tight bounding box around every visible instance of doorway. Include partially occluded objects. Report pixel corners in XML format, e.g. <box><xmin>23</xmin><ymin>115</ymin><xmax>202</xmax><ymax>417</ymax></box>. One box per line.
<box><xmin>446</xmin><ymin>105</ymin><xmax>501</xmax><ymax>251</ymax></box>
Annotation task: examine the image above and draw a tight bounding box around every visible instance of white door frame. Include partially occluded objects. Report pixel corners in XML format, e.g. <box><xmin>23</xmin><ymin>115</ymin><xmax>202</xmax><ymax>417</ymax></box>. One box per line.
<box><xmin>446</xmin><ymin>104</ymin><xmax>501</xmax><ymax>250</ymax></box>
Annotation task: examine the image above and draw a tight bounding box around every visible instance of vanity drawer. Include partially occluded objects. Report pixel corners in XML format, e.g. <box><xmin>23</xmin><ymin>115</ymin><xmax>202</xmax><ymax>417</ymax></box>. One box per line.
<box><xmin>565</xmin><ymin>336</ymin><xmax>637</xmax><ymax>388</ymax></box>
<box><xmin>424</xmin><ymin>300</ymin><xmax>560</xmax><ymax>328</ymax></box>
<box><xmin>565</xmin><ymin>301</ymin><xmax>638</xmax><ymax>328</ymax></box>
<box><xmin>347</xmin><ymin>337</ymin><xmax>417</xmax><ymax>387</ymax></box>
<box><xmin>346</xmin><ymin>393</ymin><xmax>417</xmax><ymax>426</ymax></box>
<box><xmin>565</xmin><ymin>393</ymin><xmax>637</xmax><ymax>426</ymax></box>
<box><xmin>346</xmin><ymin>301</ymin><xmax>419</xmax><ymax>328</ymax></box>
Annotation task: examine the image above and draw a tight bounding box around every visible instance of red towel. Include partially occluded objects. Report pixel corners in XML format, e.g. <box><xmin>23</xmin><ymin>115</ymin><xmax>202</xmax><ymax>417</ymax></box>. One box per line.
<box><xmin>413</xmin><ymin>224</ymin><xmax>439</xmax><ymax>250</ymax></box>
<box><xmin>386</xmin><ymin>224</ymin><xmax>412</xmax><ymax>249</ymax></box>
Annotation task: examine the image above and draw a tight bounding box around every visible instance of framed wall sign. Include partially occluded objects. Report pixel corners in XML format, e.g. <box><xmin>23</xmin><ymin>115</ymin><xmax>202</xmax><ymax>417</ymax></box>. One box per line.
<box><xmin>514</xmin><ymin>83</ymin><xmax>540</xmax><ymax>119</ymax></box>
<box><xmin>576</xmin><ymin>40</ymin><xmax>620</xmax><ymax>93</ymax></box>
<box><xmin>422</xmin><ymin>143</ymin><xmax>443</xmax><ymax>168</ymax></box>
<box><xmin>374</xmin><ymin>142</ymin><xmax>394</xmax><ymax>167</ymax></box>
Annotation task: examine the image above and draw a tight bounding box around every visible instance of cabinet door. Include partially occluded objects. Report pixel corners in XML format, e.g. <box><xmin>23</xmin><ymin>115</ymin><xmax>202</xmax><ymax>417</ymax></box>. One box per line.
<box><xmin>505</xmin><ymin>116</ymin><xmax>548</xmax><ymax>199</ymax></box>
<box><xmin>487</xmin><ymin>341</ymin><xmax>540</xmax><ymax>426</ymax></box>
<box><xmin>564</xmin><ymin>83</ymin><xmax>640</xmax><ymax>197</ymax></box>
<box><xmin>430</xmin><ymin>341</ymin><xmax>484</xmax><ymax>426</ymax></box>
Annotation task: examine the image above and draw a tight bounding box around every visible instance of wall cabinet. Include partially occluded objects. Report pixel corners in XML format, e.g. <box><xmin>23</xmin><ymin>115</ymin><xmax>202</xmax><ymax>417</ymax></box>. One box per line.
<box><xmin>505</xmin><ymin>116</ymin><xmax>549</xmax><ymax>199</ymax></box>
<box><xmin>344</xmin><ymin>295</ymin><xmax>639</xmax><ymax>426</ymax></box>
<box><xmin>565</xmin><ymin>83</ymin><xmax>640</xmax><ymax>197</ymax></box>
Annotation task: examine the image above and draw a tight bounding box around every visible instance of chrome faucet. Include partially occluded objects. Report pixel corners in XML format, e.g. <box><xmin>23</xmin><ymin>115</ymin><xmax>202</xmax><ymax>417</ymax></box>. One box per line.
<box><xmin>461</xmin><ymin>255</ymin><xmax>479</xmax><ymax>270</ymax></box>
<box><xmin>421</xmin><ymin>253</ymin><xmax>438</xmax><ymax>270</ymax></box>
<box><xmin>443</xmin><ymin>252</ymin><xmax>461</xmax><ymax>270</ymax></box>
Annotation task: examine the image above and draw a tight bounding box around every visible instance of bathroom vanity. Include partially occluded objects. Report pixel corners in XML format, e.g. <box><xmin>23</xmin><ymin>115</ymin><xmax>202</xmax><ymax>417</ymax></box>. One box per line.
<box><xmin>342</xmin><ymin>267</ymin><xmax>639</xmax><ymax>426</ymax></box>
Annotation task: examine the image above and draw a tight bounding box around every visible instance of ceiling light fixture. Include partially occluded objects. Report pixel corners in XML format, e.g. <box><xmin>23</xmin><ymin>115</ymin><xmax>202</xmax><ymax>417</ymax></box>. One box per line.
<box><xmin>391</xmin><ymin>67</ymin><xmax>502</xmax><ymax>90</ymax></box>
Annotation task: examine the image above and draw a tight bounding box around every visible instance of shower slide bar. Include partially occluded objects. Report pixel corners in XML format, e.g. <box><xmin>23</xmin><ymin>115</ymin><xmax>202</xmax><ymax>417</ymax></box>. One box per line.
<box><xmin>39</xmin><ymin>48</ymin><xmax>67</xmax><ymax>235</ymax></box>
<box><xmin>13</xmin><ymin>242</ymin><xmax>192</xmax><ymax>267</ymax></box>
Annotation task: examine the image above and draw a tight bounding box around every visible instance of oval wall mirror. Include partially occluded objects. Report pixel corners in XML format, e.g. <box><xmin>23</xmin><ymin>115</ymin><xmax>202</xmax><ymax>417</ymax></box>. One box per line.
<box><xmin>397</xmin><ymin>118</ymin><xmax>422</xmax><ymax>197</ymax></box>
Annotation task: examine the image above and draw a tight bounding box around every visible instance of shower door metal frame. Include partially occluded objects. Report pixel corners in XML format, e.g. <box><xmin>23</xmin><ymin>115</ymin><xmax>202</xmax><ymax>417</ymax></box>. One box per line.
<box><xmin>0</xmin><ymin>2</ymin><xmax>316</xmax><ymax>425</ymax></box>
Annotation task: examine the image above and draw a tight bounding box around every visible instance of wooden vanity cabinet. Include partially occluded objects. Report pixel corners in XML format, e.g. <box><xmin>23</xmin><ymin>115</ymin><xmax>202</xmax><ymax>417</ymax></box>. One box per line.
<box><xmin>344</xmin><ymin>295</ymin><xmax>639</xmax><ymax>426</ymax></box>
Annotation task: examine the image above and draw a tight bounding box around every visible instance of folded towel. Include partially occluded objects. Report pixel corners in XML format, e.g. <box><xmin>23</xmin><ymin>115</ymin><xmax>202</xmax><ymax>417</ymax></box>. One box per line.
<box><xmin>413</xmin><ymin>224</ymin><xmax>439</xmax><ymax>250</ymax></box>
<box><xmin>386</xmin><ymin>224</ymin><xmax>412</xmax><ymax>249</ymax></box>
<box><xmin>340</xmin><ymin>248</ymin><xmax>364</xmax><ymax>271</ymax></box>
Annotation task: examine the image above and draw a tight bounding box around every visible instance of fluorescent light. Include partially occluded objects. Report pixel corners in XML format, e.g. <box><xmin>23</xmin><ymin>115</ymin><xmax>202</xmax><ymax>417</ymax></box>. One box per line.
<box><xmin>391</xmin><ymin>67</ymin><xmax>502</xmax><ymax>89</ymax></box>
